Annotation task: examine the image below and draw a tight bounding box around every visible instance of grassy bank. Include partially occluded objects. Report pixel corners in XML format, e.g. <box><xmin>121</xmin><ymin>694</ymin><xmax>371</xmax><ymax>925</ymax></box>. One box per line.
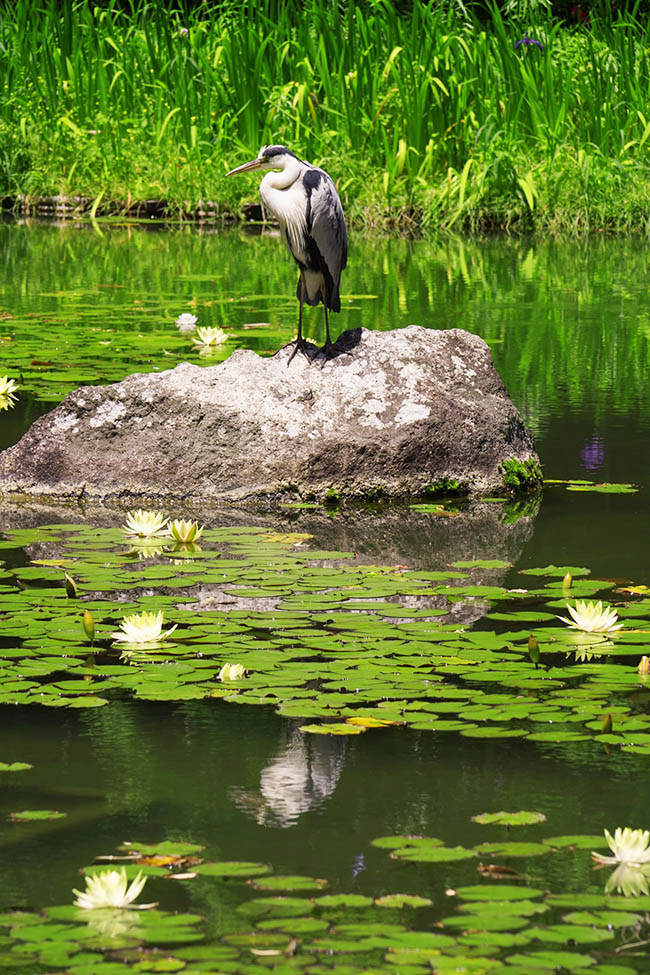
<box><xmin>2</xmin><ymin>0</ymin><xmax>650</xmax><ymax>233</ymax></box>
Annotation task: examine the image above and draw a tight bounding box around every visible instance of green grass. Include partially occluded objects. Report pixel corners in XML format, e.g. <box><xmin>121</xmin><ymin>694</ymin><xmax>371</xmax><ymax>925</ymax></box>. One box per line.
<box><xmin>2</xmin><ymin>0</ymin><xmax>650</xmax><ymax>232</ymax></box>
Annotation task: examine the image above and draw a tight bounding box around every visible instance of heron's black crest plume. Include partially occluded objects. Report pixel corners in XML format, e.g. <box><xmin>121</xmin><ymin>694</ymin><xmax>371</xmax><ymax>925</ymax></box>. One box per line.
<box><xmin>259</xmin><ymin>145</ymin><xmax>297</xmax><ymax>161</ymax></box>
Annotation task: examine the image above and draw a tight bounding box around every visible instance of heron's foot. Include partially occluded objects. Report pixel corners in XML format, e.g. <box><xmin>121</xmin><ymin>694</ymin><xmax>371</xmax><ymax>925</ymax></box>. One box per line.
<box><xmin>286</xmin><ymin>335</ymin><xmax>315</xmax><ymax>366</ymax></box>
<box><xmin>316</xmin><ymin>338</ymin><xmax>352</xmax><ymax>367</ymax></box>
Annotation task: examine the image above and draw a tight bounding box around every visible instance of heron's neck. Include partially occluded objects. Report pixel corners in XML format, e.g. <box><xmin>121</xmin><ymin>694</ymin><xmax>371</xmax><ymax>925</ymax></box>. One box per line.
<box><xmin>263</xmin><ymin>155</ymin><xmax>302</xmax><ymax>191</ymax></box>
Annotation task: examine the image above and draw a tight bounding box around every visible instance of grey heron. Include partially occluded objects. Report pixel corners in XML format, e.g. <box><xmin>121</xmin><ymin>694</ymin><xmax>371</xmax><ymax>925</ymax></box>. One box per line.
<box><xmin>227</xmin><ymin>145</ymin><xmax>347</xmax><ymax>363</ymax></box>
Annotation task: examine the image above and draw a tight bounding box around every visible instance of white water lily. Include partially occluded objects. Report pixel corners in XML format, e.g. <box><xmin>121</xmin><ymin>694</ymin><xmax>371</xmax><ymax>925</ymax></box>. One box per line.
<box><xmin>0</xmin><ymin>376</ymin><xmax>18</xmax><ymax>409</ymax></box>
<box><xmin>0</xmin><ymin>375</ymin><xmax>18</xmax><ymax>398</ymax></box>
<box><xmin>218</xmin><ymin>662</ymin><xmax>246</xmax><ymax>681</ymax></box>
<box><xmin>192</xmin><ymin>326</ymin><xmax>227</xmax><ymax>347</ymax></box>
<box><xmin>168</xmin><ymin>518</ymin><xmax>204</xmax><ymax>543</ymax></box>
<box><xmin>111</xmin><ymin>610</ymin><xmax>177</xmax><ymax>645</ymax></box>
<box><xmin>122</xmin><ymin>509</ymin><xmax>169</xmax><ymax>538</ymax></box>
<box><xmin>556</xmin><ymin>599</ymin><xmax>623</xmax><ymax>634</ymax></box>
<box><xmin>73</xmin><ymin>867</ymin><xmax>150</xmax><ymax>909</ymax></box>
<box><xmin>604</xmin><ymin>863</ymin><xmax>650</xmax><ymax>897</ymax></box>
<box><xmin>175</xmin><ymin>312</ymin><xmax>197</xmax><ymax>331</ymax></box>
<box><xmin>127</xmin><ymin>540</ymin><xmax>169</xmax><ymax>559</ymax></box>
<box><xmin>592</xmin><ymin>827</ymin><xmax>650</xmax><ymax>866</ymax></box>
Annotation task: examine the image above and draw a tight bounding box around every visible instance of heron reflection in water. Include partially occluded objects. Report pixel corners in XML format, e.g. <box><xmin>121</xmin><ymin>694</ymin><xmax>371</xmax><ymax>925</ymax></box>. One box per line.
<box><xmin>227</xmin><ymin>145</ymin><xmax>348</xmax><ymax>363</ymax></box>
<box><xmin>230</xmin><ymin>725</ymin><xmax>346</xmax><ymax>827</ymax></box>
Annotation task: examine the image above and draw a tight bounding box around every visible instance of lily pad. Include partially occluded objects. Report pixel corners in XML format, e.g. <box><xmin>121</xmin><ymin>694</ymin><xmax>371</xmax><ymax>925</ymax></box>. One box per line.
<box><xmin>194</xmin><ymin>861</ymin><xmax>272</xmax><ymax>878</ymax></box>
<box><xmin>471</xmin><ymin>811</ymin><xmax>547</xmax><ymax>826</ymax></box>
<box><xmin>374</xmin><ymin>894</ymin><xmax>433</xmax><ymax>908</ymax></box>
<box><xmin>473</xmin><ymin>841</ymin><xmax>550</xmax><ymax>858</ymax></box>
<box><xmin>249</xmin><ymin>875</ymin><xmax>328</xmax><ymax>892</ymax></box>
<box><xmin>9</xmin><ymin>809</ymin><xmax>67</xmax><ymax>821</ymax></box>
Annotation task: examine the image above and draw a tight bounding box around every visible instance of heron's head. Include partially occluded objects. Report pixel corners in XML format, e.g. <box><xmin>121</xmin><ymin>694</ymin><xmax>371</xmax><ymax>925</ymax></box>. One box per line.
<box><xmin>226</xmin><ymin>145</ymin><xmax>296</xmax><ymax>176</ymax></box>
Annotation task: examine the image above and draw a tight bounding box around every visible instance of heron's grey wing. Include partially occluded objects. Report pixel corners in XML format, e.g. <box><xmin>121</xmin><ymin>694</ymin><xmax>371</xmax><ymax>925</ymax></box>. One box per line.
<box><xmin>303</xmin><ymin>168</ymin><xmax>348</xmax><ymax>288</ymax></box>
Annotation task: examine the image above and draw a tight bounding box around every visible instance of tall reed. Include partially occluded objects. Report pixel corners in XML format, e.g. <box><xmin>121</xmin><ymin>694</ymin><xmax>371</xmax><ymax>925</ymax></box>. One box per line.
<box><xmin>1</xmin><ymin>0</ymin><xmax>650</xmax><ymax>230</ymax></box>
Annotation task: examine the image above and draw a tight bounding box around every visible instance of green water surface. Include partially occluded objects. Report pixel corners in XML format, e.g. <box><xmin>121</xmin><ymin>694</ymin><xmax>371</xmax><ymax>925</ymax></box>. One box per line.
<box><xmin>0</xmin><ymin>222</ymin><xmax>649</xmax><ymax>974</ymax></box>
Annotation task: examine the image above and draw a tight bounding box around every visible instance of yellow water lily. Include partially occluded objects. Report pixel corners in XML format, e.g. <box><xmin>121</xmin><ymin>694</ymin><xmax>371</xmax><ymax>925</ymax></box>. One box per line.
<box><xmin>122</xmin><ymin>509</ymin><xmax>169</xmax><ymax>538</ymax></box>
<box><xmin>192</xmin><ymin>326</ymin><xmax>227</xmax><ymax>347</ymax></box>
<box><xmin>168</xmin><ymin>518</ymin><xmax>204</xmax><ymax>543</ymax></box>
<box><xmin>218</xmin><ymin>662</ymin><xmax>246</xmax><ymax>681</ymax></box>
<box><xmin>592</xmin><ymin>827</ymin><xmax>650</xmax><ymax>866</ymax></box>
<box><xmin>111</xmin><ymin>610</ymin><xmax>177</xmax><ymax>645</ymax></box>
<box><xmin>73</xmin><ymin>867</ymin><xmax>150</xmax><ymax>909</ymax></box>
<box><xmin>556</xmin><ymin>599</ymin><xmax>623</xmax><ymax>634</ymax></box>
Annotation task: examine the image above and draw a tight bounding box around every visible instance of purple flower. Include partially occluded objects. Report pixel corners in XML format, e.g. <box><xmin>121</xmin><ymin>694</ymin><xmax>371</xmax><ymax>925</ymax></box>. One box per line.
<box><xmin>581</xmin><ymin>436</ymin><xmax>605</xmax><ymax>472</ymax></box>
<box><xmin>515</xmin><ymin>37</ymin><xmax>543</xmax><ymax>50</ymax></box>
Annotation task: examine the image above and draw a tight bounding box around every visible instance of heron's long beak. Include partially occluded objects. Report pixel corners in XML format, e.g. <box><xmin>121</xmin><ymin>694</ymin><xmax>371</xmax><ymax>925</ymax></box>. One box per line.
<box><xmin>226</xmin><ymin>157</ymin><xmax>264</xmax><ymax>177</ymax></box>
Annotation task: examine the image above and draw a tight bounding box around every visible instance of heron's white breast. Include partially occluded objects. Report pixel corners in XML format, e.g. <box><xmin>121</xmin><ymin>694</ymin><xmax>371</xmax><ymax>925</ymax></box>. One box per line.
<box><xmin>260</xmin><ymin>174</ymin><xmax>309</xmax><ymax>262</ymax></box>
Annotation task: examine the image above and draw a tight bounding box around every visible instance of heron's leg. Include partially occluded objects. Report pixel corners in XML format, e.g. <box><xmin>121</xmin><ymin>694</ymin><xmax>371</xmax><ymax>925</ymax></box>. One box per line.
<box><xmin>287</xmin><ymin>273</ymin><xmax>311</xmax><ymax>365</ymax></box>
<box><xmin>318</xmin><ymin>284</ymin><xmax>348</xmax><ymax>363</ymax></box>
<box><xmin>323</xmin><ymin>296</ymin><xmax>332</xmax><ymax>349</ymax></box>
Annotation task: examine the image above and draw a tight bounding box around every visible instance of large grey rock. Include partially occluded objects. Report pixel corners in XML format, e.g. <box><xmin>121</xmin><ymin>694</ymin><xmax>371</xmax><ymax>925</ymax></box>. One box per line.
<box><xmin>0</xmin><ymin>326</ymin><xmax>540</xmax><ymax>504</ymax></box>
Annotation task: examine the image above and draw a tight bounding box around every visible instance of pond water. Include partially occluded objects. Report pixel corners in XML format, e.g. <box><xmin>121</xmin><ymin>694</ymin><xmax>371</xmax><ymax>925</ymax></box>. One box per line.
<box><xmin>1</xmin><ymin>221</ymin><xmax>650</xmax><ymax>975</ymax></box>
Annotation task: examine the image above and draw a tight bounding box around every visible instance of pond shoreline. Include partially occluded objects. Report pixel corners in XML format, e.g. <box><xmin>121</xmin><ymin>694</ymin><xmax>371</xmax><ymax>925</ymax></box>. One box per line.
<box><xmin>5</xmin><ymin>191</ymin><xmax>650</xmax><ymax>237</ymax></box>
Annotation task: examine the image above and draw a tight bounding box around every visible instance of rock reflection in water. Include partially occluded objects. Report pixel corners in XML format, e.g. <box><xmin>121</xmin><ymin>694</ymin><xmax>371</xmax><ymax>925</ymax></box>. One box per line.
<box><xmin>230</xmin><ymin>724</ymin><xmax>346</xmax><ymax>828</ymax></box>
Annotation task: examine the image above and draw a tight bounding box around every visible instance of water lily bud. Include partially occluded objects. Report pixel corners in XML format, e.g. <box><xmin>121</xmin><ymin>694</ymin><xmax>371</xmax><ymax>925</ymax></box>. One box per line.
<box><xmin>527</xmin><ymin>635</ymin><xmax>540</xmax><ymax>665</ymax></box>
<box><xmin>639</xmin><ymin>656</ymin><xmax>650</xmax><ymax>675</ymax></box>
<box><xmin>82</xmin><ymin>610</ymin><xmax>95</xmax><ymax>645</ymax></box>
<box><xmin>562</xmin><ymin>571</ymin><xmax>572</xmax><ymax>590</ymax></box>
<box><xmin>218</xmin><ymin>662</ymin><xmax>246</xmax><ymax>681</ymax></box>
<box><xmin>64</xmin><ymin>572</ymin><xmax>78</xmax><ymax>598</ymax></box>
<box><xmin>602</xmin><ymin>713</ymin><xmax>613</xmax><ymax>734</ymax></box>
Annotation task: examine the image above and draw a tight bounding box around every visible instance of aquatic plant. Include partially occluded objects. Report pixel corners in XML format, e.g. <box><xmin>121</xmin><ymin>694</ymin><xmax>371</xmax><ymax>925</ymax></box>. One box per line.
<box><xmin>122</xmin><ymin>510</ymin><xmax>169</xmax><ymax>538</ymax></box>
<box><xmin>192</xmin><ymin>326</ymin><xmax>227</xmax><ymax>347</ymax></box>
<box><xmin>168</xmin><ymin>519</ymin><xmax>204</xmax><ymax>543</ymax></box>
<box><xmin>0</xmin><ymin>375</ymin><xmax>18</xmax><ymax>409</ymax></box>
<box><xmin>175</xmin><ymin>312</ymin><xmax>197</xmax><ymax>331</ymax></box>
<box><xmin>111</xmin><ymin>611</ymin><xmax>177</xmax><ymax>645</ymax></box>
<box><xmin>592</xmin><ymin>827</ymin><xmax>650</xmax><ymax>866</ymax></box>
<box><xmin>2</xmin><ymin>0</ymin><xmax>650</xmax><ymax>231</ymax></box>
<box><xmin>556</xmin><ymin>599</ymin><xmax>623</xmax><ymax>634</ymax></box>
<box><xmin>73</xmin><ymin>867</ymin><xmax>149</xmax><ymax>909</ymax></box>
<box><xmin>0</xmin><ymin>375</ymin><xmax>18</xmax><ymax>398</ymax></box>
<box><xmin>82</xmin><ymin>609</ymin><xmax>95</xmax><ymax>645</ymax></box>
<box><xmin>604</xmin><ymin>863</ymin><xmax>650</xmax><ymax>896</ymax></box>
<box><xmin>218</xmin><ymin>662</ymin><xmax>246</xmax><ymax>681</ymax></box>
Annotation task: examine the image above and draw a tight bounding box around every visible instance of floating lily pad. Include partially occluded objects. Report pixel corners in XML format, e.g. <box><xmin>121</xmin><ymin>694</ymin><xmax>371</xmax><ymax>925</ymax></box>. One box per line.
<box><xmin>506</xmin><ymin>949</ymin><xmax>596</xmax><ymax>968</ymax></box>
<box><xmin>472</xmin><ymin>811</ymin><xmax>547</xmax><ymax>826</ymax></box>
<box><xmin>519</xmin><ymin>565</ymin><xmax>591</xmax><ymax>578</ymax></box>
<box><xmin>9</xmin><ymin>809</ymin><xmax>67</xmax><ymax>821</ymax></box>
<box><xmin>374</xmin><ymin>893</ymin><xmax>433</xmax><ymax>908</ymax></box>
<box><xmin>391</xmin><ymin>843</ymin><xmax>477</xmax><ymax>863</ymax></box>
<box><xmin>313</xmin><ymin>894</ymin><xmax>374</xmax><ymax>908</ymax></box>
<box><xmin>473</xmin><ymin>841</ymin><xmax>550</xmax><ymax>858</ymax></box>
<box><xmin>299</xmin><ymin>723</ymin><xmax>365</xmax><ymax>735</ymax></box>
<box><xmin>566</xmin><ymin>482</ymin><xmax>637</xmax><ymax>494</ymax></box>
<box><xmin>455</xmin><ymin>885</ymin><xmax>544</xmax><ymax>901</ymax></box>
<box><xmin>249</xmin><ymin>875</ymin><xmax>328</xmax><ymax>892</ymax></box>
<box><xmin>194</xmin><ymin>861</ymin><xmax>272</xmax><ymax>878</ymax></box>
<box><xmin>237</xmin><ymin>896</ymin><xmax>315</xmax><ymax>918</ymax></box>
<box><xmin>542</xmin><ymin>834</ymin><xmax>608</xmax><ymax>849</ymax></box>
